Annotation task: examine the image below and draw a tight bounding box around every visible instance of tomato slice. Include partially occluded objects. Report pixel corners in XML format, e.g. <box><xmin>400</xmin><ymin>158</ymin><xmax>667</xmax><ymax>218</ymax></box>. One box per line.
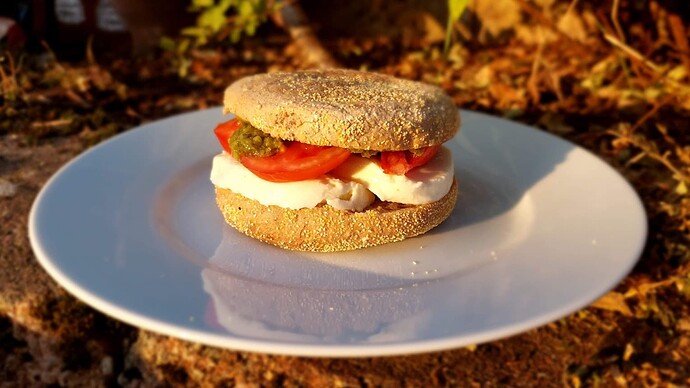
<box><xmin>214</xmin><ymin>118</ymin><xmax>351</xmax><ymax>182</ymax></box>
<box><xmin>240</xmin><ymin>143</ymin><xmax>352</xmax><ymax>182</ymax></box>
<box><xmin>213</xmin><ymin>118</ymin><xmax>242</xmax><ymax>154</ymax></box>
<box><xmin>380</xmin><ymin>145</ymin><xmax>440</xmax><ymax>175</ymax></box>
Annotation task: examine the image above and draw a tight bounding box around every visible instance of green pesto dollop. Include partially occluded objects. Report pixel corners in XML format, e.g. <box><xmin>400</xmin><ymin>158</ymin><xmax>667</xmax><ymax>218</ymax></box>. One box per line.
<box><xmin>228</xmin><ymin>122</ymin><xmax>283</xmax><ymax>160</ymax></box>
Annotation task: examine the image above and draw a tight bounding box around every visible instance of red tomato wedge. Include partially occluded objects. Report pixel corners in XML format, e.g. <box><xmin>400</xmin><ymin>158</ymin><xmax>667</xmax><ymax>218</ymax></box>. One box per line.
<box><xmin>213</xmin><ymin>118</ymin><xmax>351</xmax><ymax>182</ymax></box>
<box><xmin>213</xmin><ymin>118</ymin><xmax>242</xmax><ymax>154</ymax></box>
<box><xmin>380</xmin><ymin>145</ymin><xmax>440</xmax><ymax>175</ymax></box>
<box><xmin>240</xmin><ymin>143</ymin><xmax>351</xmax><ymax>182</ymax></box>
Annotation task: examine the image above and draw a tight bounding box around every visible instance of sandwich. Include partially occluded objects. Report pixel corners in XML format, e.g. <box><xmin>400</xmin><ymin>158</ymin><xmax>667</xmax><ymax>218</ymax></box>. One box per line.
<box><xmin>210</xmin><ymin>69</ymin><xmax>460</xmax><ymax>252</ymax></box>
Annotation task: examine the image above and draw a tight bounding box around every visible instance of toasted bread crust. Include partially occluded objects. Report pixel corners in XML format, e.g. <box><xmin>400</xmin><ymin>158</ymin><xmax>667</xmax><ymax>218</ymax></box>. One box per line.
<box><xmin>214</xmin><ymin>179</ymin><xmax>458</xmax><ymax>252</ymax></box>
<box><xmin>223</xmin><ymin>69</ymin><xmax>460</xmax><ymax>151</ymax></box>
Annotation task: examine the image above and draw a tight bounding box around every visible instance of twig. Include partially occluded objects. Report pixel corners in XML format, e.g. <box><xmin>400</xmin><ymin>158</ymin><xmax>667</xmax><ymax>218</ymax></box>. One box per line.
<box><xmin>0</xmin><ymin>51</ymin><xmax>19</xmax><ymax>102</ymax></box>
<box><xmin>563</xmin><ymin>0</ymin><xmax>580</xmax><ymax>19</ymax></box>
<box><xmin>607</xmin><ymin>125</ymin><xmax>689</xmax><ymax>184</ymax></box>
<box><xmin>597</xmin><ymin>20</ymin><xmax>690</xmax><ymax>98</ymax></box>
<box><xmin>617</xmin><ymin>54</ymin><xmax>633</xmax><ymax>90</ymax></box>
<box><xmin>514</xmin><ymin>0</ymin><xmax>579</xmax><ymax>45</ymax></box>
<box><xmin>603</xmin><ymin>32</ymin><xmax>661</xmax><ymax>72</ymax></box>
<box><xmin>30</xmin><ymin>118</ymin><xmax>74</xmax><ymax>129</ymax></box>
<box><xmin>527</xmin><ymin>27</ymin><xmax>545</xmax><ymax>104</ymax></box>
<box><xmin>270</xmin><ymin>0</ymin><xmax>339</xmax><ymax>69</ymax></box>
<box><xmin>542</xmin><ymin>61</ymin><xmax>565</xmax><ymax>102</ymax></box>
<box><xmin>630</xmin><ymin>95</ymin><xmax>674</xmax><ymax>131</ymax></box>
<box><xmin>649</xmin><ymin>151</ymin><xmax>689</xmax><ymax>184</ymax></box>
<box><xmin>611</xmin><ymin>0</ymin><xmax>626</xmax><ymax>44</ymax></box>
<box><xmin>668</xmin><ymin>12</ymin><xmax>690</xmax><ymax>79</ymax></box>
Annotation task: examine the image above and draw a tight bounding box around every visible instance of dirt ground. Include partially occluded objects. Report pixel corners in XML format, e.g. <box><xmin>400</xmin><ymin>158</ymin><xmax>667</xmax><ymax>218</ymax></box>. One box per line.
<box><xmin>2</xmin><ymin>1</ymin><xmax>690</xmax><ymax>386</ymax></box>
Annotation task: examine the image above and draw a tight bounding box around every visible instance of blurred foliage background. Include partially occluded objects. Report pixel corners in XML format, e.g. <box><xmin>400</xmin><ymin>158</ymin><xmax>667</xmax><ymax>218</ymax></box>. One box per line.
<box><xmin>1</xmin><ymin>0</ymin><xmax>690</xmax><ymax>385</ymax></box>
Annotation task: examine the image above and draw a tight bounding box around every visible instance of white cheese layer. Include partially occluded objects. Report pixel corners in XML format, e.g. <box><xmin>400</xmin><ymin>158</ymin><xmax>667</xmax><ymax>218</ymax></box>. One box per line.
<box><xmin>330</xmin><ymin>146</ymin><xmax>454</xmax><ymax>205</ymax></box>
<box><xmin>210</xmin><ymin>153</ymin><xmax>375</xmax><ymax>211</ymax></box>
<box><xmin>209</xmin><ymin>146</ymin><xmax>454</xmax><ymax>211</ymax></box>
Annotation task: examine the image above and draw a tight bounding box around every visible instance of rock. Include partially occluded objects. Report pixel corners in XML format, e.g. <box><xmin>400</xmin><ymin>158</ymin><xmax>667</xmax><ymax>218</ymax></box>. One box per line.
<box><xmin>0</xmin><ymin>178</ymin><xmax>17</xmax><ymax>197</ymax></box>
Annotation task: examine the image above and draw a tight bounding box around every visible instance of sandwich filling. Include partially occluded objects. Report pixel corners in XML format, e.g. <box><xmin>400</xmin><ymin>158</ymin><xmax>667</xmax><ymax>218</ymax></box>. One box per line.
<box><xmin>210</xmin><ymin>147</ymin><xmax>454</xmax><ymax>211</ymax></box>
<box><xmin>209</xmin><ymin>118</ymin><xmax>455</xmax><ymax>211</ymax></box>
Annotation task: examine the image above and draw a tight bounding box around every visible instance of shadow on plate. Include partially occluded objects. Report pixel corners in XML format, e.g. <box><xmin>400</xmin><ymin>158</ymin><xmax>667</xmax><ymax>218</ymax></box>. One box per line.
<box><xmin>429</xmin><ymin>112</ymin><xmax>571</xmax><ymax>235</ymax></box>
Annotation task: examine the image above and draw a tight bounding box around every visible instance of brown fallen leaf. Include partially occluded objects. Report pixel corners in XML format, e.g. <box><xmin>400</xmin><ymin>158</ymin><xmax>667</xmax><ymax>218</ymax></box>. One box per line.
<box><xmin>488</xmin><ymin>82</ymin><xmax>526</xmax><ymax>109</ymax></box>
<box><xmin>590</xmin><ymin>291</ymin><xmax>633</xmax><ymax>316</ymax></box>
<box><xmin>470</xmin><ymin>0</ymin><xmax>521</xmax><ymax>41</ymax></box>
<box><xmin>557</xmin><ymin>9</ymin><xmax>588</xmax><ymax>43</ymax></box>
<box><xmin>623</xmin><ymin>343</ymin><xmax>634</xmax><ymax>361</ymax></box>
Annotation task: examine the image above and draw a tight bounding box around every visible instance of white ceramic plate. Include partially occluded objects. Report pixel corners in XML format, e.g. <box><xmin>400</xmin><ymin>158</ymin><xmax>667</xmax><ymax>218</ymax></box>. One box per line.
<box><xmin>29</xmin><ymin>108</ymin><xmax>646</xmax><ymax>357</ymax></box>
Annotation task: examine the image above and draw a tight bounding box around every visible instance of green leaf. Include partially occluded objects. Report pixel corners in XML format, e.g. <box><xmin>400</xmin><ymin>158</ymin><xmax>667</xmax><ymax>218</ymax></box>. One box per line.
<box><xmin>177</xmin><ymin>38</ymin><xmax>191</xmax><ymax>54</ymax></box>
<box><xmin>448</xmin><ymin>0</ymin><xmax>469</xmax><ymax>21</ymax></box>
<box><xmin>192</xmin><ymin>0</ymin><xmax>214</xmax><ymax>7</ymax></box>
<box><xmin>444</xmin><ymin>0</ymin><xmax>469</xmax><ymax>55</ymax></box>
<box><xmin>181</xmin><ymin>26</ymin><xmax>205</xmax><ymax>37</ymax></box>
<box><xmin>238</xmin><ymin>0</ymin><xmax>255</xmax><ymax>17</ymax></box>
<box><xmin>159</xmin><ymin>36</ymin><xmax>176</xmax><ymax>51</ymax></box>
<box><xmin>217</xmin><ymin>0</ymin><xmax>234</xmax><ymax>13</ymax></box>
<box><xmin>198</xmin><ymin>6</ymin><xmax>228</xmax><ymax>32</ymax></box>
<box><xmin>668</xmin><ymin>65</ymin><xmax>688</xmax><ymax>81</ymax></box>
<box><xmin>246</xmin><ymin>21</ymin><xmax>257</xmax><ymax>36</ymax></box>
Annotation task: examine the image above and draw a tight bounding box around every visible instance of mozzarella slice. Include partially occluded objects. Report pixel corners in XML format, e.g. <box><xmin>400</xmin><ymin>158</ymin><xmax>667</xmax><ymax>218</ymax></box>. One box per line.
<box><xmin>209</xmin><ymin>146</ymin><xmax>454</xmax><ymax>211</ymax></box>
<box><xmin>330</xmin><ymin>146</ymin><xmax>454</xmax><ymax>205</ymax></box>
<box><xmin>210</xmin><ymin>153</ymin><xmax>375</xmax><ymax>211</ymax></box>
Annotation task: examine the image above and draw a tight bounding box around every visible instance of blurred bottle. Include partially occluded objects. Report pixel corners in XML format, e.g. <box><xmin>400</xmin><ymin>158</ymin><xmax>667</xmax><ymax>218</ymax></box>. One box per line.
<box><xmin>4</xmin><ymin>0</ymin><xmax>192</xmax><ymax>59</ymax></box>
<box><xmin>52</xmin><ymin>0</ymin><xmax>93</xmax><ymax>58</ymax></box>
<box><xmin>93</xmin><ymin>0</ymin><xmax>131</xmax><ymax>58</ymax></box>
<box><xmin>1</xmin><ymin>0</ymin><xmax>130</xmax><ymax>60</ymax></box>
<box><xmin>50</xmin><ymin>0</ymin><xmax>131</xmax><ymax>59</ymax></box>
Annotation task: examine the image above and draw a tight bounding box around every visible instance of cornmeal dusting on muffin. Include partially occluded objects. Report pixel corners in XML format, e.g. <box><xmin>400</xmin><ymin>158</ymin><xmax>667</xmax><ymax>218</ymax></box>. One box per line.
<box><xmin>215</xmin><ymin>180</ymin><xmax>457</xmax><ymax>252</ymax></box>
<box><xmin>224</xmin><ymin>70</ymin><xmax>460</xmax><ymax>151</ymax></box>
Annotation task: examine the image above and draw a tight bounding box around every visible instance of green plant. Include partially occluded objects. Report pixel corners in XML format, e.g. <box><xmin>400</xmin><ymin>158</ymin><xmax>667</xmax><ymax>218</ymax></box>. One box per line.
<box><xmin>160</xmin><ymin>0</ymin><xmax>279</xmax><ymax>77</ymax></box>
<box><xmin>183</xmin><ymin>0</ymin><xmax>277</xmax><ymax>45</ymax></box>
<box><xmin>0</xmin><ymin>51</ymin><xmax>20</xmax><ymax>104</ymax></box>
<box><xmin>445</xmin><ymin>0</ymin><xmax>469</xmax><ymax>54</ymax></box>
